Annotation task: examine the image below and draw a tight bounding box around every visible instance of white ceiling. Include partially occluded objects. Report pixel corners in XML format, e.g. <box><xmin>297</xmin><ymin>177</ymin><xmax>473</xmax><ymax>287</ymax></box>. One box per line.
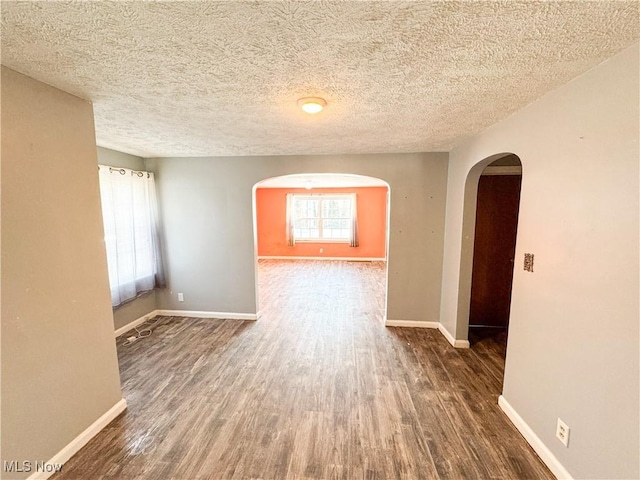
<box><xmin>2</xmin><ymin>1</ymin><xmax>638</xmax><ymax>158</ymax></box>
<box><xmin>257</xmin><ymin>173</ymin><xmax>388</xmax><ymax>189</ymax></box>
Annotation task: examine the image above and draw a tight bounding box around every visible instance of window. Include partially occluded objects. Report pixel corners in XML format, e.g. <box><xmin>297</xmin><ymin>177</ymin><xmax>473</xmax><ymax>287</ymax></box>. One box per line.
<box><xmin>98</xmin><ymin>165</ymin><xmax>165</xmax><ymax>307</ymax></box>
<box><xmin>287</xmin><ymin>193</ymin><xmax>358</xmax><ymax>246</ymax></box>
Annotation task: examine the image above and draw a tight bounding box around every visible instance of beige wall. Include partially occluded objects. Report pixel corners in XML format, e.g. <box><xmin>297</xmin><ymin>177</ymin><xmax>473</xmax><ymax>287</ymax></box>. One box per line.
<box><xmin>96</xmin><ymin>146</ymin><xmax>158</xmax><ymax>331</ymax></box>
<box><xmin>1</xmin><ymin>68</ymin><xmax>124</xmax><ymax>478</ymax></box>
<box><xmin>440</xmin><ymin>43</ymin><xmax>639</xmax><ymax>478</ymax></box>
<box><xmin>145</xmin><ymin>153</ymin><xmax>448</xmax><ymax>323</ymax></box>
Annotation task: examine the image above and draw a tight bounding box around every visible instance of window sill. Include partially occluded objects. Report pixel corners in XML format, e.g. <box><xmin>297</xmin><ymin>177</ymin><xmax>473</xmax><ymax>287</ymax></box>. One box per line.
<box><xmin>293</xmin><ymin>239</ymin><xmax>351</xmax><ymax>244</ymax></box>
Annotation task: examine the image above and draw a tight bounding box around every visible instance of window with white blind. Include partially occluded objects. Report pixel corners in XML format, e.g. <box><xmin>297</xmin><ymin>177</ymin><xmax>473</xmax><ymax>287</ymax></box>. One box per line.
<box><xmin>98</xmin><ymin>165</ymin><xmax>165</xmax><ymax>307</ymax></box>
<box><xmin>286</xmin><ymin>193</ymin><xmax>358</xmax><ymax>246</ymax></box>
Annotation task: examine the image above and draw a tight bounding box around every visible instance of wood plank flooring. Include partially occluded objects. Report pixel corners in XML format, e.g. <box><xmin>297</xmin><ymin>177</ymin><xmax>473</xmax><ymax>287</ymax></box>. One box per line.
<box><xmin>54</xmin><ymin>260</ymin><xmax>552</xmax><ymax>479</ymax></box>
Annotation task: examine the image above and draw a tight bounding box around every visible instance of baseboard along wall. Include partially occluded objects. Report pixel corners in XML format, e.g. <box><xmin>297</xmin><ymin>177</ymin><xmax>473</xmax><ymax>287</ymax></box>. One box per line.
<box><xmin>437</xmin><ymin>323</ymin><xmax>471</xmax><ymax>348</ymax></box>
<box><xmin>27</xmin><ymin>399</ymin><xmax>127</xmax><ymax>480</ymax></box>
<box><xmin>385</xmin><ymin>319</ymin><xmax>470</xmax><ymax>349</ymax></box>
<box><xmin>384</xmin><ymin>319</ymin><xmax>440</xmax><ymax>329</ymax></box>
<box><xmin>155</xmin><ymin>309</ymin><xmax>259</xmax><ymax>321</ymax></box>
<box><xmin>118</xmin><ymin>310</ymin><xmax>470</xmax><ymax>349</ymax></box>
<box><xmin>114</xmin><ymin>309</ymin><xmax>259</xmax><ymax>337</ymax></box>
<box><xmin>498</xmin><ymin>396</ymin><xmax>573</xmax><ymax>480</ymax></box>
<box><xmin>114</xmin><ymin>311</ymin><xmax>157</xmax><ymax>337</ymax></box>
<box><xmin>258</xmin><ymin>256</ymin><xmax>386</xmax><ymax>262</ymax></box>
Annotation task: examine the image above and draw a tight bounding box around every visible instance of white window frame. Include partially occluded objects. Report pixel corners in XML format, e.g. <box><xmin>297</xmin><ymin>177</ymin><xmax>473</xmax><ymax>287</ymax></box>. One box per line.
<box><xmin>291</xmin><ymin>193</ymin><xmax>354</xmax><ymax>243</ymax></box>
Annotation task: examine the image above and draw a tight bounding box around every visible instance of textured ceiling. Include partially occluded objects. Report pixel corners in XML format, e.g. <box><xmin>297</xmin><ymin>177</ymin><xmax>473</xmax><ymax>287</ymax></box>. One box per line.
<box><xmin>2</xmin><ymin>1</ymin><xmax>638</xmax><ymax>158</ymax></box>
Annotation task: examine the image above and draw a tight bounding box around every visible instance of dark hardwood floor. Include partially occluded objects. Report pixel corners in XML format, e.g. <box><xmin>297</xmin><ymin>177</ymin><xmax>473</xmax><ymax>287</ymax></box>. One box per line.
<box><xmin>54</xmin><ymin>260</ymin><xmax>551</xmax><ymax>479</ymax></box>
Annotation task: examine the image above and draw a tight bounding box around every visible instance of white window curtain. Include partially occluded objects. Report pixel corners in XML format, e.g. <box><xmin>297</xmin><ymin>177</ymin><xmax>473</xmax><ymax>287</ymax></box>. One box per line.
<box><xmin>349</xmin><ymin>193</ymin><xmax>359</xmax><ymax>247</ymax></box>
<box><xmin>98</xmin><ymin>165</ymin><xmax>165</xmax><ymax>307</ymax></box>
<box><xmin>286</xmin><ymin>193</ymin><xmax>296</xmax><ymax>246</ymax></box>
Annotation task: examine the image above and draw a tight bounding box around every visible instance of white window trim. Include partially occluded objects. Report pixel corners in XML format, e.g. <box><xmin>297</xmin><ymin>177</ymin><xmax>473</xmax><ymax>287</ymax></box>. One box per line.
<box><xmin>291</xmin><ymin>193</ymin><xmax>354</xmax><ymax>243</ymax></box>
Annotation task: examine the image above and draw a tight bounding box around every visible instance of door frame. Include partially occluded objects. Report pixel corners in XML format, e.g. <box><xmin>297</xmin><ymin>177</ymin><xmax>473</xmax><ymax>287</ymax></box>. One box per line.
<box><xmin>455</xmin><ymin>153</ymin><xmax>523</xmax><ymax>342</ymax></box>
<box><xmin>468</xmin><ymin>169</ymin><xmax>522</xmax><ymax>330</ymax></box>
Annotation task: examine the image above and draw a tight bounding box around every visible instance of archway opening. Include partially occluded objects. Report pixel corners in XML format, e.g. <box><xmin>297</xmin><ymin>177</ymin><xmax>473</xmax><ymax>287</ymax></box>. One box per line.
<box><xmin>468</xmin><ymin>155</ymin><xmax>522</xmax><ymax>356</ymax></box>
<box><xmin>252</xmin><ymin>173</ymin><xmax>391</xmax><ymax>324</ymax></box>
<box><xmin>456</xmin><ymin>154</ymin><xmax>522</xmax><ymax>359</ymax></box>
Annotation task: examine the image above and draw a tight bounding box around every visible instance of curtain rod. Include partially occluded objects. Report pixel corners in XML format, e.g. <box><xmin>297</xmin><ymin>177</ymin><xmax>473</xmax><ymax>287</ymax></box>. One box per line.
<box><xmin>98</xmin><ymin>164</ymin><xmax>150</xmax><ymax>178</ymax></box>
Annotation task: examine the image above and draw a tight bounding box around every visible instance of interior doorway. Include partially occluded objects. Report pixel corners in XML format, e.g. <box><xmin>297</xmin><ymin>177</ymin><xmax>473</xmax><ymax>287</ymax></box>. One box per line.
<box><xmin>252</xmin><ymin>173</ymin><xmax>391</xmax><ymax>323</ymax></box>
<box><xmin>468</xmin><ymin>156</ymin><xmax>522</xmax><ymax>354</ymax></box>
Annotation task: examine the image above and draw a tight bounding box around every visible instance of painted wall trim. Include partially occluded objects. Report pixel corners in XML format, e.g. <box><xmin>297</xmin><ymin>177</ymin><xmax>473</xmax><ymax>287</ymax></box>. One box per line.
<box><xmin>119</xmin><ymin>311</ymin><xmax>470</xmax><ymax>349</ymax></box>
<box><xmin>498</xmin><ymin>395</ymin><xmax>573</xmax><ymax>480</ymax></box>
<box><xmin>258</xmin><ymin>256</ymin><xmax>386</xmax><ymax>262</ymax></box>
<box><xmin>438</xmin><ymin>323</ymin><xmax>471</xmax><ymax>348</ymax></box>
<box><xmin>385</xmin><ymin>320</ymin><xmax>470</xmax><ymax>348</ymax></box>
<box><xmin>27</xmin><ymin>398</ymin><xmax>127</xmax><ymax>480</ymax></box>
<box><xmin>115</xmin><ymin>309</ymin><xmax>260</xmax><ymax>337</ymax></box>
<box><xmin>114</xmin><ymin>310</ymin><xmax>159</xmax><ymax>337</ymax></box>
<box><xmin>385</xmin><ymin>319</ymin><xmax>439</xmax><ymax>329</ymax></box>
<box><xmin>155</xmin><ymin>309</ymin><xmax>259</xmax><ymax>321</ymax></box>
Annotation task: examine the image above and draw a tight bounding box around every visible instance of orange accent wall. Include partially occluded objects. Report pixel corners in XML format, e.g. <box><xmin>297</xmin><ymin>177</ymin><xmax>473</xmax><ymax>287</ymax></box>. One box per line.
<box><xmin>256</xmin><ymin>187</ymin><xmax>388</xmax><ymax>258</ymax></box>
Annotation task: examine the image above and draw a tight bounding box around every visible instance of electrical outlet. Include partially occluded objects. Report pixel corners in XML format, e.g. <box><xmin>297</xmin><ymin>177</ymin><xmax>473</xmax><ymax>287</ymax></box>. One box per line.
<box><xmin>320</xmin><ymin>248</ymin><xmax>323</xmax><ymax>254</ymax></box>
<box><xmin>556</xmin><ymin>418</ymin><xmax>570</xmax><ymax>447</ymax></box>
<box><xmin>178</xmin><ymin>293</ymin><xmax>184</xmax><ymax>302</ymax></box>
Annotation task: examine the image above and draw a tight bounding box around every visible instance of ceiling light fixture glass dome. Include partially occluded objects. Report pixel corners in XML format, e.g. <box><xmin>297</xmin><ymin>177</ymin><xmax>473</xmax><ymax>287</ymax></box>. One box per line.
<box><xmin>297</xmin><ymin>97</ymin><xmax>326</xmax><ymax>114</ymax></box>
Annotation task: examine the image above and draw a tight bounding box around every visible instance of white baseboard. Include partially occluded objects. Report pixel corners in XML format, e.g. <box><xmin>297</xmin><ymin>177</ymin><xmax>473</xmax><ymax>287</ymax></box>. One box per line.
<box><xmin>385</xmin><ymin>319</ymin><xmax>439</xmax><ymax>329</ymax></box>
<box><xmin>114</xmin><ymin>309</ymin><xmax>159</xmax><ymax>337</ymax></box>
<box><xmin>27</xmin><ymin>398</ymin><xmax>127</xmax><ymax>480</ymax></box>
<box><xmin>119</xmin><ymin>312</ymin><xmax>469</xmax><ymax>348</ymax></box>
<box><xmin>155</xmin><ymin>309</ymin><xmax>259</xmax><ymax>321</ymax></box>
<box><xmin>114</xmin><ymin>309</ymin><xmax>260</xmax><ymax>337</ymax></box>
<box><xmin>498</xmin><ymin>395</ymin><xmax>573</xmax><ymax>480</ymax></box>
<box><xmin>384</xmin><ymin>320</ymin><xmax>470</xmax><ymax>349</ymax></box>
<box><xmin>258</xmin><ymin>256</ymin><xmax>386</xmax><ymax>262</ymax></box>
<box><xmin>438</xmin><ymin>323</ymin><xmax>470</xmax><ymax>348</ymax></box>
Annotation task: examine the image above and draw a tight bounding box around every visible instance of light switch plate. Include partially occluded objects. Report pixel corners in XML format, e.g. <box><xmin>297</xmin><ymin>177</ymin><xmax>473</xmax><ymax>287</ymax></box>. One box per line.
<box><xmin>524</xmin><ymin>253</ymin><xmax>534</xmax><ymax>272</ymax></box>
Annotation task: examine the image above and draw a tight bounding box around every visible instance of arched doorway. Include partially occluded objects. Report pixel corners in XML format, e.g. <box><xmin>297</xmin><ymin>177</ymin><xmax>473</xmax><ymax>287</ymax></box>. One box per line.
<box><xmin>468</xmin><ymin>156</ymin><xmax>522</xmax><ymax>352</ymax></box>
<box><xmin>252</xmin><ymin>173</ymin><xmax>391</xmax><ymax>322</ymax></box>
<box><xmin>455</xmin><ymin>153</ymin><xmax>523</xmax><ymax>353</ymax></box>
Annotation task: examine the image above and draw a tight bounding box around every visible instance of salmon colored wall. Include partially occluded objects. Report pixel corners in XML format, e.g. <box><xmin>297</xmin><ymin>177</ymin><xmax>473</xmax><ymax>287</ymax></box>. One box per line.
<box><xmin>256</xmin><ymin>187</ymin><xmax>388</xmax><ymax>258</ymax></box>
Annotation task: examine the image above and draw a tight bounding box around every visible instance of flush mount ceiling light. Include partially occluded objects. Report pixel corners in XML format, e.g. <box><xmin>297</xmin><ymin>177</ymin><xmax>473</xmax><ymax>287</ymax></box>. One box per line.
<box><xmin>297</xmin><ymin>97</ymin><xmax>326</xmax><ymax>114</ymax></box>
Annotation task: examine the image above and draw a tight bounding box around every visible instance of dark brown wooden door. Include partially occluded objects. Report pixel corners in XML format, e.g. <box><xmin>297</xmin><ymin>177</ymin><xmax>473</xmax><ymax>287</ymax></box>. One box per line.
<box><xmin>469</xmin><ymin>175</ymin><xmax>522</xmax><ymax>328</ymax></box>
